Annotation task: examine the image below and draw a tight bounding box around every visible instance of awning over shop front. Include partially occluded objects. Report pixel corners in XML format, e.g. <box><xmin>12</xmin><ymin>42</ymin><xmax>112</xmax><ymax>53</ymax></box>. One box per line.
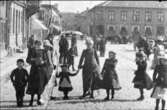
<box><xmin>32</xmin><ymin>17</ymin><xmax>48</xmax><ymax>30</ymax></box>
<box><xmin>51</xmin><ymin>24</ymin><xmax>61</xmax><ymax>31</ymax></box>
<box><xmin>49</xmin><ymin>24</ymin><xmax>61</xmax><ymax>35</ymax></box>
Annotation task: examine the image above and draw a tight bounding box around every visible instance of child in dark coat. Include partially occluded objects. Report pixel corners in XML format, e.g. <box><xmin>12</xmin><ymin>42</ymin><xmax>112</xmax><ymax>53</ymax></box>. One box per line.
<box><xmin>10</xmin><ymin>59</ymin><xmax>29</xmax><ymax>107</ymax></box>
<box><xmin>101</xmin><ymin>51</ymin><xmax>121</xmax><ymax>100</ymax></box>
<box><xmin>56</xmin><ymin>64</ymin><xmax>79</xmax><ymax>100</ymax></box>
<box><xmin>133</xmin><ymin>48</ymin><xmax>153</xmax><ymax>101</ymax></box>
<box><xmin>151</xmin><ymin>56</ymin><xmax>167</xmax><ymax>110</ymax></box>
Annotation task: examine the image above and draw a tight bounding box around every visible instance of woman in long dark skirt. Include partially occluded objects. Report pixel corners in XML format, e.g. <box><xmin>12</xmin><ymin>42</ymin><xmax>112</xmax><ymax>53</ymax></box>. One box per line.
<box><xmin>78</xmin><ymin>37</ymin><xmax>100</xmax><ymax>98</ymax></box>
<box><xmin>101</xmin><ymin>51</ymin><xmax>121</xmax><ymax>100</ymax></box>
<box><xmin>26</xmin><ymin>40</ymin><xmax>48</xmax><ymax>106</ymax></box>
<box><xmin>133</xmin><ymin>48</ymin><xmax>153</xmax><ymax>101</ymax></box>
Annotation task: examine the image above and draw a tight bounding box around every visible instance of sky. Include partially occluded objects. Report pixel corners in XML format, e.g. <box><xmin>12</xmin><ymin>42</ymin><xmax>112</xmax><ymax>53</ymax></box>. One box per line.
<box><xmin>41</xmin><ymin>1</ymin><xmax>105</xmax><ymax>13</ymax></box>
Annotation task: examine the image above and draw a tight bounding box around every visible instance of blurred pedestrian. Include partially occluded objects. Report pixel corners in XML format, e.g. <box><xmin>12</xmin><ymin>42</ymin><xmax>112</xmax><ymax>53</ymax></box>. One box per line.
<box><xmin>27</xmin><ymin>35</ymin><xmax>35</xmax><ymax>49</ymax></box>
<box><xmin>133</xmin><ymin>48</ymin><xmax>153</xmax><ymax>101</ymax></box>
<box><xmin>10</xmin><ymin>59</ymin><xmax>29</xmax><ymax>107</ymax></box>
<box><xmin>44</xmin><ymin>34</ymin><xmax>55</xmax><ymax>79</ymax></box>
<box><xmin>68</xmin><ymin>46</ymin><xmax>76</xmax><ymax>71</ymax></box>
<box><xmin>78</xmin><ymin>37</ymin><xmax>100</xmax><ymax>98</ymax></box>
<box><xmin>99</xmin><ymin>37</ymin><xmax>106</xmax><ymax>57</ymax></box>
<box><xmin>151</xmin><ymin>36</ymin><xmax>165</xmax><ymax>69</ymax></box>
<box><xmin>151</xmin><ymin>56</ymin><xmax>167</xmax><ymax>110</ymax></box>
<box><xmin>67</xmin><ymin>34</ymin><xmax>78</xmax><ymax>71</ymax></box>
<box><xmin>59</xmin><ymin>35</ymin><xmax>69</xmax><ymax>64</ymax></box>
<box><xmin>71</xmin><ymin>34</ymin><xmax>78</xmax><ymax>56</ymax></box>
<box><xmin>132</xmin><ymin>27</ymin><xmax>141</xmax><ymax>51</ymax></box>
<box><xmin>56</xmin><ymin>64</ymin><xmax>79</xmax><ymax>100</ymax></box>
<box><xmin>137</xmin><ymin>36</ymin><xmax>151</xmax><ymax>59</ymax></box>
<box><xmin>101</xmin><ymin>51</ymin><xmax>121</xmax><ymax>100</ymax></box>
<box><xmin>43</xmin><ymin>38</ymin><xmax>56</xmax><ymax>100</ymax></box>
<box><xmin>26</xmin><ymin>40</ymin><xmax>48</xmax><ymax>106</ymax></box>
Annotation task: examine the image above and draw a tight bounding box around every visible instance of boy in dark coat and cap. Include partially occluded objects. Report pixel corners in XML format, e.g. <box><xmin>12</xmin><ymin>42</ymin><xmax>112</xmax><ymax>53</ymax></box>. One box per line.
<box><xmin>10</xmin><ymin>59</ymin><xmax>29</xmax><ymax>107</ymax></box>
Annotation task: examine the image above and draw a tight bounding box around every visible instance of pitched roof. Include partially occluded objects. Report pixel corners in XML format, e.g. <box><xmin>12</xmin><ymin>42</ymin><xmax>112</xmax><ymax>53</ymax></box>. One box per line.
<box><xmin>96</xmin><ymin>1</ymin><xmax>167</xmax><ymax>9</ymax></box>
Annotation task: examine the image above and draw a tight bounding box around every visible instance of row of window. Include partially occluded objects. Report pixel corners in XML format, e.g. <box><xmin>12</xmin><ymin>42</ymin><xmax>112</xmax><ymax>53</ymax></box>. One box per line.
<box><xmin>108</xmin><ymin>25</ymin><xmax>165</xmax><ymax>36</ymax></box>
<box><xmin>96</xmin><ymin>10</ymin><xmax>165</xmax><ymax>23</ymax></box>
<box><xmin>12</xmin><ymin>7</ymin><xmax>23</xmax><ymax>34</ymax></box>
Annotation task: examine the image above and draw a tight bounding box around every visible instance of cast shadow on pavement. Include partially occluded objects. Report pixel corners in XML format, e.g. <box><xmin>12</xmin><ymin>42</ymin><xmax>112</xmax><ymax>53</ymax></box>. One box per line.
<box><xmin>0</xmin><ymin>104</ymin><xmax>32</xmax><ymax>109</ymax></box>
<box><xmin>0</xmin><ymin>99</ymin><xmax>37</xmax><ymax>103</ymax></box>
<box><xmin>53</xmin><ymin>96</ymin><xmax>137</xmax><ymax>104</ymax></box>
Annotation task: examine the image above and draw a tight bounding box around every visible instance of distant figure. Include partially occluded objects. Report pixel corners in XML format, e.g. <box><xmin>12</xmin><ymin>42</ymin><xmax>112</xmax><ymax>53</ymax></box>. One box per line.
<box><xmin>132</xmin><ymin>27</ymin><xmax>141</xmax><ymax>51</ymax></box>
<box><xmin>71</xmin><ymin>34</ymin><xmax>78</xmax><ymax>56</ymax></box>
<box><xmin>151</xmin><ymin>37</ymin><xmax>165</xmax><ymax>69</ymax></box>
<box><xmin>27</xmin><ymin>35</ymin><xmax>35</xmax><ymax>49</ymax></box>
<box><xmin>67</xmin><ymin>34</ymin><xmax>78</xmax><ymax>71</ymax></box>
<box><xmin>151</xmin><ymin>56</ymin><xmax>167</xmax><ymax>110</ymax></box>
<box><xmin>59</xmin><ymin>35</ymin><xmax>69</xmax><ymax>64</ymax></box>
<box><xmin>133</xmin><ymin>48</ymin><xmax>153</xmax><ymax>101</ymax></box>
<box><xmin>101</xmin><ymin>51</ymin><xmax>121</xmax><ymax>100</ymax></box>
<box><xmin>56</xmin><ymin>64</ymin><xmax>79</xmax><ymax>100</ymax></box>
<box><xmin>10</xmin><ymin>59</ymin><xmax>29</xmax><ymax>107</ymax></box>
<box><xmin>99</xmin><ymin>37</ymin><xmax>106</xmax><ymax>57</ymax></box>
<box><xmin>137</xmin><ymin>36</ymin><xmax>151</xmax><ymax>59</ymax></box>
<box><xmin>68</xmin><ymin>46</ymin><xmax>76</xmax><ymax>71</ymax></box>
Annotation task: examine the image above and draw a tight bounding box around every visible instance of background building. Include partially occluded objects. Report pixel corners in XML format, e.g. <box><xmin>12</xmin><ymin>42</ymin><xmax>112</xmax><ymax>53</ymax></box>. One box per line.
<box><xmin>0</xmin><ymin>0</ymin><xmax>40</xmax><ymax>56</ymax></box>
<box><xmin>78</xmin><ymin>1</ymin><xmax>167</xmax><ymax>39</ymax></box>
<box><xmin>61</xmin><ymin>12</ymin><xmax>78</xmax><ymax>31</ymax></box>
<box><xmin>0</xmin><ymin>1</ymin><xmax>7</xmax><ymax>57</ymax></box>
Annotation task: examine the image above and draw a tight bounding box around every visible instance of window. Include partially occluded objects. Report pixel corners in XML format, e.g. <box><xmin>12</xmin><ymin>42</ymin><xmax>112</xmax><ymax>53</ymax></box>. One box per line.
<box><xmin>145</xmin><ymin>11</ymin><xmax>152</xmax><ymax>22</ymax></box>
<box><xmin>109</xmin><ymin>11</ymin><xmax>115</xmax><ymax>21</ymax></box>
<box><xmin>121</xmin><ymin>11</ymin><xmax>127</xmax><ymax>21</ymax></box>
<box><xmin>108</xmin><ymin>26</ymin><xmax>114</xmax><ymax>31</ymax></box>
<box><xmin>133</xmin><ymin>10</ymin><xmax>140</xmax><ymax>22</ymax></box>
<box><xmin>13</xmin><ymin>8</ymin><xmax>15</xmax><ymax>33</ymax></box>
<box><xmin>157</xmin><ymin>12</ymin><xmax>164</xmax><ymax>22</ymax></box>
<box><xmin>95</xmin><ymin>10</ymin><xmax>103</xmax><ymax>21</ymax></box>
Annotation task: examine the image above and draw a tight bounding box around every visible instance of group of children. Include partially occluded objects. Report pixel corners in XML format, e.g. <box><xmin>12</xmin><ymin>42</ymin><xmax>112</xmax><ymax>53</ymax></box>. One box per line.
<box><xmin>133</xmin><ymin>47</ymin><xmax>167</xmax><ymax>110</ymax></box>
<box><xmin>10</xmin><ymin>49</ymin><xmax>166</xmax><ymax>109</ymax></box>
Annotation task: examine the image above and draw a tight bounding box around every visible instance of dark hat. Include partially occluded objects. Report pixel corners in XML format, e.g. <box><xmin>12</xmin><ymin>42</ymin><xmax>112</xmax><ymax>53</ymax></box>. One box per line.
<box><xmin>17</xmin><ymin>59</ymin><xmax>24</xmax><ymax>63</ymax></box>
<box><xmin>60</xmin><ymin>64</ymin><xmax>68</xmax><ymax>68</ymax></box>
<box><xmin>136</xmin><ymin>52</ymin><xmax>145</xmax><ymax>58</ymax></box>
<box><xmin>138</xmin><ymin>47</ymin><xmax>144</xmax><ymax>51</ymax></box>
<box><xmin>109</xmin><ymin>51</ymin><xmax>116</xmax><ymax>55</ymax></box>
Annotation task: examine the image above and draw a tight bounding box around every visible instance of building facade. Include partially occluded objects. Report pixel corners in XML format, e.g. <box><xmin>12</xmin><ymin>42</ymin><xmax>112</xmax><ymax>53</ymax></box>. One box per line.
<box><xmin>39</xmin><ymin>3</ymin><xmax>62</xmax><ymax>38</ymax></box>
<box><xmin>80</xmin><ymin>1</ymin><xmax>167</xmax><ymax>39</ymax></box>
<box><xmin>0</xmin><ymin>1</ymin><xmax>7</xmax><ymax>53</ymax></box>
<box><xmin>8</xmin><ymin>1</ymin><xmax>27</xmax><ymax>50</ymax></box>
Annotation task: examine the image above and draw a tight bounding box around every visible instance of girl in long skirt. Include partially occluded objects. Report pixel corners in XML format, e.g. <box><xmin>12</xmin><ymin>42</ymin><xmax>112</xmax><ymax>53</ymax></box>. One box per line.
<box><xmin>56</xmin><ymin>64</ymin><xmax>79</xmax><ymax>100</ymax></box>
<box><xmin>78</xmin><ymin>37</ymin><xmax>100</xmax><ymax>98</ymax></box>
<box><xmin>26</xmin><ymin>40</ymin><xmax>48</xmax><ymax>106</ymax></box>
<box><xmin>101</xmin><ymin>51</ymin><xmax>121</xmax><ymax>100</ymax></box>
<box><xmin>133</xmin><ymin>48</ymin><xmax>153</xmax><ymax>101</ymax></box>
<box><xmin>151</xmin><ymin>56</ymin><xmax>167</xmax><ymax>110</ymax></box>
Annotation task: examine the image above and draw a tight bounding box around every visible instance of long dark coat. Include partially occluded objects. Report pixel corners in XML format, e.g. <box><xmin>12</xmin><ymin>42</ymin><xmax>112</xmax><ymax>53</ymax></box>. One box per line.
<box><xmin>153</xmin><ymin>63</ymin><xmax>167</xmax><ymax>88</ymax></box>
<box><xmin>78</xmin><ymin>48</ymin><xmax>100</xmax><ymax>92</ymax></box>
<box><xmin>133</xmin><ymin>60</ymin><xmax>153</xmax><ymax>89</ymax></box>
<box><xmin>26</xmin><ymin>48</ymin><xmax>48</xmax><ymax>95</ymax></box>
<box><xmin>101</xmin><ymin>58</ymin><xmax>121</xmax><ymax>90</ymax></box>
<box><xmin>59</xmin><ymin>37</ymin><xmax>69</xmax><ymax>55</ymax></box>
